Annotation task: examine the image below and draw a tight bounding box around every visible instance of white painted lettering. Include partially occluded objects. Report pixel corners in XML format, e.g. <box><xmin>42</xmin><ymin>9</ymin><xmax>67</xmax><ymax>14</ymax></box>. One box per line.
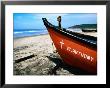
<box><xmin>60</xmin><ymin>40</ymin><xmax>64</xmax><ymax>49</ymax></box>
<box><xmin>90</xmin><ymin>57</ymin><xmax>94</xmax><ymax>61</ymax></box>
<box><xmin>59</xmin><ymin>40</ymin><xmax>94</xmax><ymax>62</ymax></box>
<box><xmin>72</xmin><ymin>49</ymin><xmax>78</xmax><ymax>54</ymax></box>
<box><xmin>86</xmin><ymin>55</ymin><xmax>91</xmax><ymax>60</ymax></box>
<box><xmin>67</xmin><ymin>47</ymin><xmax>71</xmax><ymax>51</ymax></box>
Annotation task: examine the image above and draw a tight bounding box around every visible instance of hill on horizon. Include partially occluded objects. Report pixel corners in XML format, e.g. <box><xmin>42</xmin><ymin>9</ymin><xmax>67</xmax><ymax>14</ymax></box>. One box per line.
<box><xmin>68</xmin><ymin>24</ymin><xmax>97</xmax><ymax>29</ymax></box>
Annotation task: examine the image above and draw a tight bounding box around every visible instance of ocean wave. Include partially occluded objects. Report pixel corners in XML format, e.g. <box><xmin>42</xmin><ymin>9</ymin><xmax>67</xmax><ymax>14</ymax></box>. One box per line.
<box><xmin>14</xmin><ymin>32</ymin><xmax>23</xmax><ymax>34</ymax></box>
<box><xmin>27</xmin><ymin>31</ymin><xmax>38</xmax><ymax>33</ymax></box>
<box><xmin>14</xmin><ymin>30</ymin><xmax>47</xmax><ymax>34</ymax></box>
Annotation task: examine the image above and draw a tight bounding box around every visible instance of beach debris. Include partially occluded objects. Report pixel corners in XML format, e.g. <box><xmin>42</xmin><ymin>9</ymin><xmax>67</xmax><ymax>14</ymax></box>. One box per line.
<box><xmin>15</xmin><ymin>54</ymin><xmax>35</xmax><ymax>63</ymax></box>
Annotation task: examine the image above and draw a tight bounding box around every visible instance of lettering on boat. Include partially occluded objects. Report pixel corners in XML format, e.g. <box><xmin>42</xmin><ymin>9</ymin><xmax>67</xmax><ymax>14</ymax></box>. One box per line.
<box><xmin>60</xmin><ymin>40</ymin><xmax>94</xmax><ymax>62</ymax></box>
<box><xmin>60</xmin><ymin>40</ymin><xmax>64</xmax><ymax>49</ymax></box>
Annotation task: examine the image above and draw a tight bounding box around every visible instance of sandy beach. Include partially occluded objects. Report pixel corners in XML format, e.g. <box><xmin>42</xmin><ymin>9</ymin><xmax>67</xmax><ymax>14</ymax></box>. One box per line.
<box><xmin>14</xmin><ymin>34</ymin><xmax>91</xmax><ymax>75</ymax></box>
<box><xmin>14</xmin><ymin>34</ymin><xmax>76</xmax><ymax>75</ymax></box>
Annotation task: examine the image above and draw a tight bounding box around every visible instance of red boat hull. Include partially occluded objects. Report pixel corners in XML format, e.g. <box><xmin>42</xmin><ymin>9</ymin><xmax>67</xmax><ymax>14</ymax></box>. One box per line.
<box><xmin>48</xmin><ymin>28</ymin><xmax>97</xmax><ymax>74</ymax></box>
<box><xmin>42</xmin><ymin>18</ymin><xmax>97</xmax><ymax>74</ymax></box>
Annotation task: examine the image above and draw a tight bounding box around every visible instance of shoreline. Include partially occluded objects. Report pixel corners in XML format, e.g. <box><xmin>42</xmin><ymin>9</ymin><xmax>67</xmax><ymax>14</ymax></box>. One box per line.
<box><xmin>14</xmin><ymin>33</ymin><xmax>49</xmax><ymax>40</ymax></box>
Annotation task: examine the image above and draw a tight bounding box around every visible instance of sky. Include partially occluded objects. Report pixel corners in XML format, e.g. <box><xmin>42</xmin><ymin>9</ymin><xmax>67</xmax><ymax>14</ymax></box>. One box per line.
<box><xmin>14</xmin><ymin>13</ymin><xmax>97</xmax><ymax>30</ymax></box>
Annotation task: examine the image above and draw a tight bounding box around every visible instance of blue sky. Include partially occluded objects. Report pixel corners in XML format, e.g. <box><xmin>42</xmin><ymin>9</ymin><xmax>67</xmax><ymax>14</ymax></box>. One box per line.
<box><xmin>14</xmin><ymin>13</ymin><xmax>97</xmax><ymax>30</ymax></box>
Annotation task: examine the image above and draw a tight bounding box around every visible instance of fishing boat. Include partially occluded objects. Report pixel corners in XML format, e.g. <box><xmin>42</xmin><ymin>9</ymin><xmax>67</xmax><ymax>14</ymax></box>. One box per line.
<box><xmin>42</xmin><ymin>18</ymin><xmax>97</xmax><ymax>74</ymax></box>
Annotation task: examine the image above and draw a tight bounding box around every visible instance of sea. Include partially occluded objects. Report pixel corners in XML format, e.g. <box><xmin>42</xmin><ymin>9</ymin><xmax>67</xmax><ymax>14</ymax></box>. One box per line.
<box><xmin>14</xmin><ymin>29</ymin><xmax>48</xmax><ymax>38</ymax></box>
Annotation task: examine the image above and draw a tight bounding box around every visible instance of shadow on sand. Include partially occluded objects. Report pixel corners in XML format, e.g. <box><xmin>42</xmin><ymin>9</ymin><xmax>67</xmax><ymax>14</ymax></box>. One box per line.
<box><xmin>47</xmin><ymin>53</ymin><xmax>96</xmax><ymax>75</ymax></box>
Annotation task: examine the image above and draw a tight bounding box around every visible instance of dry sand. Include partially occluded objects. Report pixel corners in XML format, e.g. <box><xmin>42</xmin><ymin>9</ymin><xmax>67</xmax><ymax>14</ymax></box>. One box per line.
<box><xmin>13</xmin><ymin>34</ymin><xmax>75</xmax><ymax>75</ymax></box>
<box><xmin>77</xmin><ymin>32</ymin><xmax>97</xmax><ymax>37</ymax></box>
